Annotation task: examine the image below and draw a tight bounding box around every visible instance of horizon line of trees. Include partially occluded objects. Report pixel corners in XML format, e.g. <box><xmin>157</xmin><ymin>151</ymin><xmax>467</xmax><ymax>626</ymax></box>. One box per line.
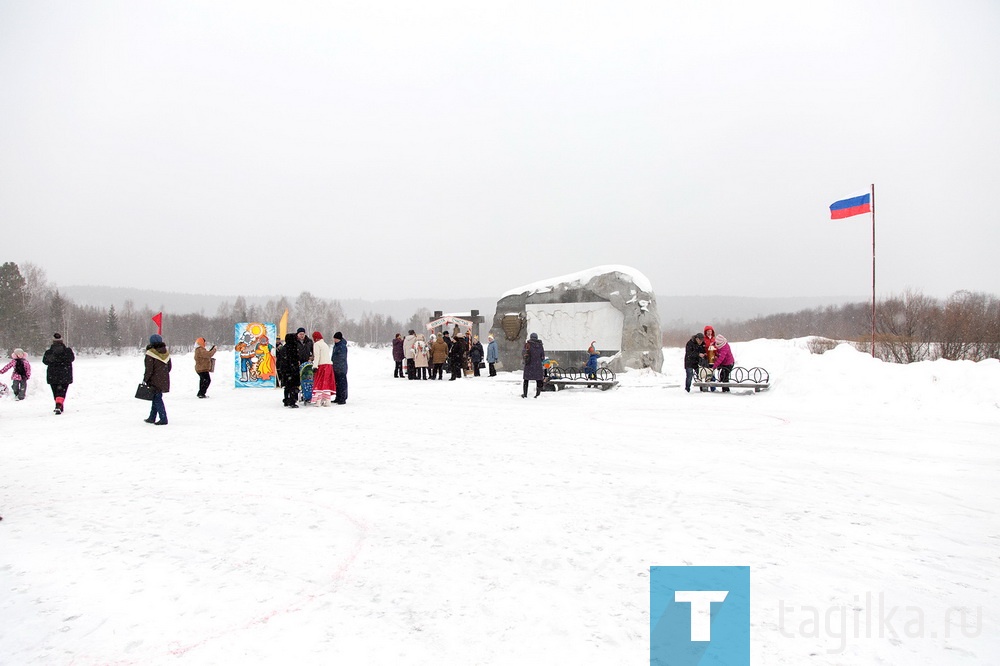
<box><xmin>0</xmin><ymin>262</ymin><xmax>436</xmax><ymax>355</ymax></box>
<box><xmin>3</xmin><ymin>262</ymin><xmax>998</xmax><ymax>363</ymax></box>
<box><xmin>662</xmin><ymin>289</ymin><xmax>1000</xmax><ymax>363</ymax></box>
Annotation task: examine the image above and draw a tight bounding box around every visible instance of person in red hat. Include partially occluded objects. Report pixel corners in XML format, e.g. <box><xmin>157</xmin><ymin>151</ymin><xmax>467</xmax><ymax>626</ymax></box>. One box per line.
<box><xmin>310</xmin><ymin>331</ymin><xmax>336</xmax><ymax>406</ymax></box>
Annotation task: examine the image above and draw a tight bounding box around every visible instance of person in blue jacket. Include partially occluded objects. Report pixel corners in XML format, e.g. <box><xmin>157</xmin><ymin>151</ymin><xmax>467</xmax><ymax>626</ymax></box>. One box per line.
<box><xmin>585</xmin><ymin>344</ymin><xmax>600</xmax><ymax>381</ymax></box>
<box><xmin>331</xmin><ymin>331</ymin><xmax>348</xmax><ymax>404</ymax></box>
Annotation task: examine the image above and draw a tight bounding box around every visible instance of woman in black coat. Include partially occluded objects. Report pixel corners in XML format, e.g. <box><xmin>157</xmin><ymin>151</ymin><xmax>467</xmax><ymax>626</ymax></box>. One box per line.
<box><xmin>277</xmin><ymin>333</ymin><xmax>301</xmax><ymax>407</ymax></box>
<box><xmin>469</xmin><ymin>336</ymin><xmax>485</xmax><ymax>377</ymax></box>
<box><xmin>522</xmin><ymin>332</ymin><xmax>545</xmax><ymax>398</ymax></box>
<box><xmin>448</xmin><ymin>334</ymin><xmax>467</xmax><ymax>380</ymax></box>
<box><xmin>42</xmin><ymin>333</ymin><xmax>75</xmax><ymax>414</ymax></box>
<box><xmin>143</xmin><ymin>334</ymin><xmax>172</xmax><ymax>425</ymax></box>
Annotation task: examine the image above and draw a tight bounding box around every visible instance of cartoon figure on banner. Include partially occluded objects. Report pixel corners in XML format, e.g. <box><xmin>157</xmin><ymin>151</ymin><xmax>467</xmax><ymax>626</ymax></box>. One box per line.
<box><xmin>233</xmin><ymin>322</ymin><xmax>277</xmax><ymax>388</ymax></box>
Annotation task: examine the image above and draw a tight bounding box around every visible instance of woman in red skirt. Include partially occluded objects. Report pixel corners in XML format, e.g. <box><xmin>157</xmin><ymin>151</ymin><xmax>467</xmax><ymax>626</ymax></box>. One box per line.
<box><xmin>310</xmin><ymin>331</ymin><xmax>336</xmax><ymax>406</ymax></box>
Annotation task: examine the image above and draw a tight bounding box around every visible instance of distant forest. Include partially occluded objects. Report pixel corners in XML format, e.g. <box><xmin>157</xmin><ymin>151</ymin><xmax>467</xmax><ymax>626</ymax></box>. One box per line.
<box><xmin>2</xmin><ymin>262</ymin><xmax>998</xmax><ymax>363</ymax></box>
<box><xmin>0</xmin><ymin>262</ymin><xmax>423</xmax><ymax>355</ymax></box>
<box><xmin>662</xmin><ymin>290</ymin><xmax>1000</xmax><ymax>362</ymax></box>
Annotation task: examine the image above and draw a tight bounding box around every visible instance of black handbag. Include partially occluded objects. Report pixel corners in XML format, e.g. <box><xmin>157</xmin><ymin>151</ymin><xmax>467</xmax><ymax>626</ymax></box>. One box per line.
<box><xmin>135</xmin><ymin>383</ymin><xmax>156</xmax><ymax>400</ymax></box>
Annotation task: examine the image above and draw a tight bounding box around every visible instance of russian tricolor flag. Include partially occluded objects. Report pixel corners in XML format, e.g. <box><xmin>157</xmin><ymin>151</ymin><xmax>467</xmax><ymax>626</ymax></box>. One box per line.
<box><xmin>830</xmin><ymin>192</ymin><xmax>872</xmax><ymax>220</ymax></box>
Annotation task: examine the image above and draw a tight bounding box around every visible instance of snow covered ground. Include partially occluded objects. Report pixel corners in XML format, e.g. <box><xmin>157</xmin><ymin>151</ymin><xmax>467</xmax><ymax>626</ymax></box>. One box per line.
<box><xmin>1</xmin><ymin>338</ymin><xmax>997</xmax><ymax>665</ymax></box>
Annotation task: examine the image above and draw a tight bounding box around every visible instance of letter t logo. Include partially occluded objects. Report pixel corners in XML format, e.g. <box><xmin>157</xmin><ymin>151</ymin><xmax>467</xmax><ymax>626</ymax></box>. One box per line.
<box><xmin>674</xmin><ymin>590</ymin><xmax>729</xmax><ymax>641</ymax></box>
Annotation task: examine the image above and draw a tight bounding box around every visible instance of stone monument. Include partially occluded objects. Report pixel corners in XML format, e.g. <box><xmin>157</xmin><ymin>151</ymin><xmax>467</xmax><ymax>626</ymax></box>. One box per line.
<box><xmin>489</xmin><ymin>265</ymin><xmax>663</xmax><ymax>373</ymax></box>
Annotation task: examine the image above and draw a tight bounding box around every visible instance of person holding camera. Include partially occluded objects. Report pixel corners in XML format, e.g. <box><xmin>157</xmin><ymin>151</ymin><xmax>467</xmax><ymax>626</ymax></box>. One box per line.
<box><xmin>194</xmin><ymin>337</ymin><xmax>217</xmax><ymax>398</ymax></box>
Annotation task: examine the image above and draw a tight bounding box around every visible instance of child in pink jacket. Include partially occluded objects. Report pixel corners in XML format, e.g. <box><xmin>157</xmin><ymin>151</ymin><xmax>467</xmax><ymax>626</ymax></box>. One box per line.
<box><xmin>1</xmin><ymin>348</ymin><xmax>31</xmax><ymax>400</ymax></box>
<box><xmin>712</xmin><ymin>335</ymin><xmax>735</xmax><ymax>392</ymax></box>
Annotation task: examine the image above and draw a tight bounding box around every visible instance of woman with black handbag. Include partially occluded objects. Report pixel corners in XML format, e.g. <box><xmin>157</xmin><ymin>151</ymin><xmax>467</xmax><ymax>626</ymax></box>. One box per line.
<box><xmin>143</xmin><ymin>334</ymin><xmax>172</xmax><ymax>425</ymax></box>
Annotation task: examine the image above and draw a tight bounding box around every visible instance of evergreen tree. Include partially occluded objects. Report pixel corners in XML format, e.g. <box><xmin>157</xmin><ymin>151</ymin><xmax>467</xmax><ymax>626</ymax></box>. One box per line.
<box><xmin>49</xmin><ymin>290</ymin><xmax>67</xmax><ymax>338</ymax></box>
<box><xmin>0</xmin><ymin>262</ymin><xmax>29</xmax><ymax>349</ymax></box>
<box><xmin>107</xmin><ymin>304</ymin><xmax>122</xmax><ymax>354</ymax></box>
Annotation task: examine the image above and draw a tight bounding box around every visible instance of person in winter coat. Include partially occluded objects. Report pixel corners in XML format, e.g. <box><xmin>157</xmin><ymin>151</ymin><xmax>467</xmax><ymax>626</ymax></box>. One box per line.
<box><xmin>331</xmin><ymin>332</ymin><xmax>348</xmax><ymax>404</ymax></box>
<box><xmin>486</xmin><ymin>334</ymin><xmax>499</xmax><ymax>377</ymax></box>
<box><xmin>712</xmin><ymin>334</ymin><xmax>736</xmax><ymax>392</ymax></box>
<box><xmin>585</xmin><ymin>346</ymin><xmax>600</xmax><ymax>381</ymax></box>
<box><xmin>430</xmin><ymin>334</ymin><xmax>448</xmax><ymax>380</ymax></box>
<box><xmin>42</xmin><ymin>333</ymin><xmax>74</xmax><ymax>414</ymax></box>
<box><xmin>295</xmin><ymin>327</ymin><xmax>314</xmax><ymax>364</ymax></box>
<box><xmin>193</xmin><ymin>337</ymin><xmax>217</xmax><ymax>398</ymax></box>
<box><xmin>522</xmin><ymin>332</ymin><xmax>545</xmax><ymax>398</ymax></box>
<box><xmin>310</xmin><ymin>331</ymin><xmax>336</xmax><ymax>406</ymax></box>
<box><xmin>469</xmin><ymin>335</ymin><xmax>484</xmax><ymax>377</ymax></box>
<box><xmin>412</xmin><ymin>333</ymin><xmax>429</xmax><ymax>380</ymax></box>
<box><xmin>276</xmin><ymin>333</ymin><xmax>301</xmax><ymax>407</ymax></box>
<box><xmin>143</xmin><ymin>334</ymin><xmax>172</xmax><ymax>425</ymax></box>
<box><xmin>403</xmin><ymin>330</ymin><xmax>417</xmax><ymax>380</ymax></box>
<box><xmin>448</xmin><ymin>333</ymin><xmax>467</xmax><ymax>380</ymax></box>
<box><xmin>683</xmin><ymin>333</ymin><xmax>706</xmax><ymax>393</ymax></box>
<box><xmin>1</xmin><ymin>348</ymin><xmax>31</xmax><ymax>400</ymax></box>
<box><xmin>703</xmin><ymin>326</ymin><xmax>718</xmax><ymax>365</ymax></box>
<box><xmin>392</xmin><ymin>333</ymin><xmax>405</xmax><ymax>378</ymax></box>
<box><xmin>442</xmin><ymin>330</ymin><xmax>452</xmax><ymax>351</ymax></box>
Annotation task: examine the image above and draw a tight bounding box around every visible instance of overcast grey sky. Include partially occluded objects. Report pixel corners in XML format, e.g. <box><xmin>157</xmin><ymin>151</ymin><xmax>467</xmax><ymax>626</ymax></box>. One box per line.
<box><xmin>2</xmin><ymin>1</ymin><xmax>998</xmax><ymax>302</ymax></box>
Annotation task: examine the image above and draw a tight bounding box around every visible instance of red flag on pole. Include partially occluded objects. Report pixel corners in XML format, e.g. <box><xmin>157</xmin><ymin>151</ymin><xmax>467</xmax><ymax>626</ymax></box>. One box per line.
<box><xmin>152</xmin><ymin>312</ymin><xmax>163</xmax><ymax>335</ymax></box>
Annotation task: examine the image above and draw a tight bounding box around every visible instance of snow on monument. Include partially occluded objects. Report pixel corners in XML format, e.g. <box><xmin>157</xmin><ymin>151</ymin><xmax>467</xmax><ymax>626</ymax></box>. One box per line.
<box><xmin>489</xmin><ymin>265</ymin><xmax>663</xmax><ymax>373</ymax></box>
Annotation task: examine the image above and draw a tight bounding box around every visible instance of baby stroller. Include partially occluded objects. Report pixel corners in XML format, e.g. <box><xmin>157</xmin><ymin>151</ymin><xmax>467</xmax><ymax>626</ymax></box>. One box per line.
<box><xmin>299</xmin><ymin>362</ymin><xmax>314</xmax><ymax>403</ymax></box>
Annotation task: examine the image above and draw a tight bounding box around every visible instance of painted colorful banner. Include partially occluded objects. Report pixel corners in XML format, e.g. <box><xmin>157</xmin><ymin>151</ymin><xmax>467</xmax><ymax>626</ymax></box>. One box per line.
<box><xmin>234</xmin><ymin>322</ymin><xmax>277</xmax><ymax>388</ymax></box>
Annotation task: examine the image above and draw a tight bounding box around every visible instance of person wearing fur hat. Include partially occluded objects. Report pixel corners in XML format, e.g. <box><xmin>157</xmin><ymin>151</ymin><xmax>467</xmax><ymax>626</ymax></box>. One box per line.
<box><xmin>42</xmin><ymin>333</ymin><xmax>75</xmax><ymax>414</ymax></box>
<box><xmin>412</xmin><ymin>332</ymin><xmax>429</xmax><ymax>380</ymax></box>
<box><xmin>403</xmin><ymin>329</ymin><xmax>417</xmax><ymax>380</ymax></box>
<box><xmin>143</xmin><ymin>334</ymin><xmax>172</xmax><ymax>425</ymax></box>
<box><xmin>712</xmin><ymin>334</ymin><xmax>736</xmax><ymax>392</ymax></box>
<box><xmin>276</xmin><ymin>333</ymin><xmax>301</xmax><ymax>407</ymax></box>
<box><xmin>331</xmin><ymin>332</ymin><xmax>348</xmax><ymax>404</ymax></box>
<box><xmin>448</xmin><ymin>331</ymin><xmax>468</xmax><ymax>381</ymax></box>
<box><xmin>430</xmin><ymin>333</ymin><xmax>448</xmax><ymax>380</ymax></box>
<box><xmin>522</xmin><ymin>332</ymin><xmax>545</xmax><ymax>398</ymax></box>
<box><xmin>193</xmin><ymin>337</ymin><xmax>217</xmax><ymax>398</ymax></box>
<box><xmin>310</xmin><ymin>331</ymin><xmax>336</xmax><ymax>406</ymax></box>
<box><xmin>1</xmin><ymin>348</ymin><xmax>31</xmax><ymax>400</ymax></box>
<box><xmin>486</xmin><ymin>334</ymin><xmax>498</xmax><ymax>377</ymax></box>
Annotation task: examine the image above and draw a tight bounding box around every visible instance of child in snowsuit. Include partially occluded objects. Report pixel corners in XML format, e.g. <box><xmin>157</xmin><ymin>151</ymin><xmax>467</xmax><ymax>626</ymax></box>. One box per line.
<box><xmin>1</xmin><ymin>349</ymin><xmax>31</xmax><ymax>400</ymax></box>
<box><xmin>585</xmin><ymin>347</ymin><xmax>599</xmax><ymax>381</ymax></box>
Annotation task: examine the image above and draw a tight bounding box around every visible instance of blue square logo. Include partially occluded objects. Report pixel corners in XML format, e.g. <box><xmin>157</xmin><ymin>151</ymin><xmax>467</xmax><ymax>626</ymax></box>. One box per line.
<box><xmin>650</xmin><ymin>566</ymin><xmax>750</xmax><ymax>665</ymax></box>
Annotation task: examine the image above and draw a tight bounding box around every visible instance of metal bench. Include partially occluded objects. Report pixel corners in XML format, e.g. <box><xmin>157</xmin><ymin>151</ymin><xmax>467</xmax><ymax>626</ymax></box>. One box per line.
<box><xmin>692</xmin><ymin>366</ymin><xmax>770</xmax><ymax>392</ymax></box>
<box><xmin>547</xmin><ymin>367</ymin><xmax>619</xmax><ymax>391</ymax></box>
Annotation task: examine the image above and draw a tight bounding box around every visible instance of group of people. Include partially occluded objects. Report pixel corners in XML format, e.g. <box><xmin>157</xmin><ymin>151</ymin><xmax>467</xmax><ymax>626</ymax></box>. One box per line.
<box><xmin>275</xmin><ymin>327</ymin><xmax>348</xmax><ymax>408</ymax></box>
<box><xmin>683</xmin><ymin>325</ymin><xmax>736</xmax><ymax>393</ymax></box>
<box><xmin>392</xmin><ymin>329</ymin><xmax>500</xmax><ymax>381</ymax></box>
<box><xmin>0</xmin><ymin>333</ymin><xmax>77</xmax><ymax>414</ymax></box>
<box><xmin>0</xmin><ymin>324</ymin><xmax>351</xmax><ymax>425</ymax></box>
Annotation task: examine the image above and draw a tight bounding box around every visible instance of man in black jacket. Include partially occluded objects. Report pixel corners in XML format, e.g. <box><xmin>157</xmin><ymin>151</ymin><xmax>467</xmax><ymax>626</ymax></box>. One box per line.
<box><xmin>684</xmin><ymin>332</ymin><xmax>705</xmax><ymax>393</ymax></box>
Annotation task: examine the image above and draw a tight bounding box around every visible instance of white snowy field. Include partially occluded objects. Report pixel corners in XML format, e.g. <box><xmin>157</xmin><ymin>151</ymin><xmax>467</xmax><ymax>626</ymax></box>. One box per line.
<box><xmin>1</xmin><ymin>338</ymin><xmax>997</xmax><ymax>665</ymax></box>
